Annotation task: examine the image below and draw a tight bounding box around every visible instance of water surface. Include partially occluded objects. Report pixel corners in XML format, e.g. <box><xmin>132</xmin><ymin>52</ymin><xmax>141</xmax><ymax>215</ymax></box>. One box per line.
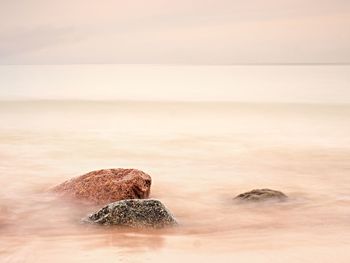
<box><xmin>1</xmin><ymin>100</ymin><xmax>350</xmax><ymax>262</ymax></box>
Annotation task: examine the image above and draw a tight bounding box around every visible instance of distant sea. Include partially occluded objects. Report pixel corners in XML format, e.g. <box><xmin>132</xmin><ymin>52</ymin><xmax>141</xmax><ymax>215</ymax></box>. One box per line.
<box><xmin>0</xmin><ymin>64</ymin><xmax>349</xmax><ymax>103</ymax></box>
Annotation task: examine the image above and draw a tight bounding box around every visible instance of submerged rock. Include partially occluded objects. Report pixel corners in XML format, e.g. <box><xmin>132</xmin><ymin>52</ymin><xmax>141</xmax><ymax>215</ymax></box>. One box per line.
<box><xmin>84</xmin><ymin>199</ymin><xmax>177</xmax><ymax>228</ymax></box>
<box><xmin>52</xmin><ymin>168</ymin><xmax>151</xmax><ymax>205</ymax></box>
<box><xmin>234</xmin><ymin>188</ymin><xmax>287</xmax><ymax>202</ymax></box>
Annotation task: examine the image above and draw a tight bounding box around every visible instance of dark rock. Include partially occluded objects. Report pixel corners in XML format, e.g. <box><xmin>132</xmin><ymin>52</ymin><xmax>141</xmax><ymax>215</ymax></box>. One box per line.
<box><xmin>234</xmin><ymin>188</ymin><xmax>287</xmax><ymax>202</ymax></box>
<box><xmin>52</xmin><ymin>168</ymin><xmax>151</xmax><ymax>205</ymax></box>
<box><xmin>84</xmin><ymin>199</ymin><xmax>178</xmax><ymax>228</ymax></box>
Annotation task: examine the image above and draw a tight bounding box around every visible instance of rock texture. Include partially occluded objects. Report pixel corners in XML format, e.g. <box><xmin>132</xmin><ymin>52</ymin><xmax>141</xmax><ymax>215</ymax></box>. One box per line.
<box><xmin>52</xmin><ymin>168</ymin><xmax>151</xmax><ymax>205</ymax></box>
<box><xmin>84</xmin><ymin>199</ymin><xmax>177</xmax><ymax>228</ymax></box>
<box><xmin>234</xmin><ymin>188</ymin><xmax>287</xmax><ymax>202</ymax></box>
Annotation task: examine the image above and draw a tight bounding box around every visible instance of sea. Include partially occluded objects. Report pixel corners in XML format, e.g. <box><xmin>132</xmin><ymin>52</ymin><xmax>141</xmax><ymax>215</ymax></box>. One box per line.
<box><xmin>0</xmin><ymin>65</ymin><xmax>350</xmax><ymax>262</ymax></box>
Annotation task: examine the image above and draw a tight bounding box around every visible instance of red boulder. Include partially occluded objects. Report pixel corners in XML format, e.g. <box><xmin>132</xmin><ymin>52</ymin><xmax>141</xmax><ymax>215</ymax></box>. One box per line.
<box><xmin>52</xmin><ymin>168</ymin><xmax>152</xmax><ymax>205</ymax></box>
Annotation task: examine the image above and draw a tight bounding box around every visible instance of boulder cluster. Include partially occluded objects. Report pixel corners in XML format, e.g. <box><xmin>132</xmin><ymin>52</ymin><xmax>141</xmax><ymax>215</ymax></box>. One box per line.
<box><xmin>53</xmin><ymin>168</ymin><xmax>287</xmax><ymax>228</ymax></box>
<box><xmin>53</xmin><ymin>168</ymin><xmax>177</xmax><ymax>228</ymax></box>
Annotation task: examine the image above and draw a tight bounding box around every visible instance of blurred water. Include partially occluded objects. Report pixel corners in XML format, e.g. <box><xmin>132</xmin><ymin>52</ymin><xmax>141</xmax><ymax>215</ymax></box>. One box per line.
<box><xmin>0</xmin><ymin>101</ymin><xmax>350</xmax><ymax>262</ymax></box>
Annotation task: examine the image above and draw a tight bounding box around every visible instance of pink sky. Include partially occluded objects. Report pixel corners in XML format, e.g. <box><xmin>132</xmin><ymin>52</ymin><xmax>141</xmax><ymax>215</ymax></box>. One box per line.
<box><xmin>0</xmin><ymin>0</ymin><xmax>350</xmax><ymax>64</ymax></box>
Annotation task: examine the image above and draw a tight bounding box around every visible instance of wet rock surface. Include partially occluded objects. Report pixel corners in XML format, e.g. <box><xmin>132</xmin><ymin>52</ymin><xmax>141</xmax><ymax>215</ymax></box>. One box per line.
<box><xmin>52</xmin><ymin>168</ymin><xmax>151</xmax><ymax>205</ymax></box>
<box><xmin>234</xmin><ymin>188</ymin><xmax>287</xmax><ymax>202</ymax></box>
<box><xmin>84</xmin><ymin>199</ymin><xmax>178</xmax><ymax>228</ymax></box>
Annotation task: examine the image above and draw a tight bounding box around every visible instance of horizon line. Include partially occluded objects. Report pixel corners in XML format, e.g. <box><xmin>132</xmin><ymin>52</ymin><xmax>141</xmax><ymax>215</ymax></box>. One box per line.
<box><xmin>0</xmin><ymin>62</ymin><xmax>350</xmax><ymax>66</ymax></box>
<box><xmin>1</xmin><ymin>99</ymin><xmax>349</xmax><ymax>106</ymax></box>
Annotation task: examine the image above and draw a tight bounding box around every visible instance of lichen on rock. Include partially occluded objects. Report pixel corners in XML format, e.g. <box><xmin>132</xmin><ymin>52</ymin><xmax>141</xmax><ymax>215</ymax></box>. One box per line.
<box><xmin>84</xmin><ymin>199</ymin><xmax>178</xmax><ymax>228</ymax></box>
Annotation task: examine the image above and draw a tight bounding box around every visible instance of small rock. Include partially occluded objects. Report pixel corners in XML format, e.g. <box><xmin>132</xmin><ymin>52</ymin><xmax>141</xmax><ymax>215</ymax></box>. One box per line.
<box><xmin>52</xmin><ymin>168</ymin><xmax>151</xmax><ymax>205</ymax></box>
<box><xmin>84</xmin><ymin>199</ymin><xmax>178</xmax><ymax>228</ymax></box>
<box><xmin>234</xmin><ymin>188</ymin><xmax>287</xmax><ymax>202</ymax></box>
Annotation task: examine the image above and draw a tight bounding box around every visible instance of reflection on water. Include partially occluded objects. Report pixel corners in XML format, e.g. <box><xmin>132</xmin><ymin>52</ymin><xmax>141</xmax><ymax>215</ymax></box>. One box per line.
<box><xmin>1</xmin><ymin>101</ymin><xmax>350</xmax><ymax>262</ymax></box>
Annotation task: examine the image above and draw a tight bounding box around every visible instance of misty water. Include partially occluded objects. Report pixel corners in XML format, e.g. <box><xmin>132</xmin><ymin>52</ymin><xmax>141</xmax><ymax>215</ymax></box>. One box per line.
<box><xmin>0</xmin><ymin>99</ymin><xmax>350</xmax><ymax>262</ymax></box>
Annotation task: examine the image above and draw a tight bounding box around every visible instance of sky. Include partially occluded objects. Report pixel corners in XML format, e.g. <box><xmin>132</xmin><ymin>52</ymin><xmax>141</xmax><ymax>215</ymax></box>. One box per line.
<box><xmin>0</xmin><ymin>0</ymin><xmax>350</xmax><ymax>64</ymax></box>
